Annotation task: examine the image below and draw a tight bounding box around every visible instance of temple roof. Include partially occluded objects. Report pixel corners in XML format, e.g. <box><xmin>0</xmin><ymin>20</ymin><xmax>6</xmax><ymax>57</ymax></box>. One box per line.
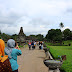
<box><xmin>19</xmin><ymin>27</ymin><xmax>24</xmax><ymax>35</ymax></box>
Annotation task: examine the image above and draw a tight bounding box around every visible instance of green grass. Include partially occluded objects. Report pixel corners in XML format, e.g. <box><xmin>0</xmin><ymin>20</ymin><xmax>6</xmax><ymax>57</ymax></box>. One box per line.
<box><xmin>19</xmin><ymin>44</ymin><xmax>28</xmax><ymax>48</ymax></box>
<box><xmin>46</xmin><ymin>40</ymin><xmax>72</xmax><ymax>46</ymax></box>
<box><xmin>46</xmin><ymin>43</ymin><xmax>72</xmax><ymax>72</ymax></box>
<box><xmin>63</xmin><ymin>40</ymin><xmax>72</xmax><ymax>46</ymax></box>
<box><xmin>19</xmin><ymin>45</ymin><xmax>24</xmax><ymax>48</ymax></box>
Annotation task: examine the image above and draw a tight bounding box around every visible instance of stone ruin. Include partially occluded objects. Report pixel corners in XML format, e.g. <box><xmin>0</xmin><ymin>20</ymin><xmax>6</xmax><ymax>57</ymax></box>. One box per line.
<box><xmin>18</xmin><ymin>27</ymin><xmax>26</xmax><ymax>45</ymax></box>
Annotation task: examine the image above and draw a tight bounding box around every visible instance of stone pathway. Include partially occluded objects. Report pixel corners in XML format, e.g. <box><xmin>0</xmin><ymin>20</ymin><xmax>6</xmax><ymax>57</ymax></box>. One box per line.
<box><xmin>17</xmin><ymin>46</ymin><xmax>48</xmax><ymax>72</ymax></box>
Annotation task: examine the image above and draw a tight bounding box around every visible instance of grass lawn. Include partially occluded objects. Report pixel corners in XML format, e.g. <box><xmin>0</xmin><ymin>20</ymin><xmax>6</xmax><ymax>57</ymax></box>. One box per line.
<box><xmin>63</xmin><ymin>40</ymin><xmax>72</xmax><ymax>46</ymax></box>
<box><xmin>46</xmin><ymin>43</ymin><xmax>72</xmax><ymax>72</ymax></box>
<box><xmin>19</xmin><ymin>44</ymin><xmax>28</xmax><ymax>48</ymax></box>
<box><xmin>46</xmin><ymin>40</ymin><xmax>72</xmax><ymax>46</ymax></box>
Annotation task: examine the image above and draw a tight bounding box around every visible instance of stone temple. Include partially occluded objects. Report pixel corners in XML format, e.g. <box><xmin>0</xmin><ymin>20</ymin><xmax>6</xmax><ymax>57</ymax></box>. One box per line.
<box><xmin>18</xmin><ymin>27</ymin><xmax>26</xmax><ymax>42</ymax></box>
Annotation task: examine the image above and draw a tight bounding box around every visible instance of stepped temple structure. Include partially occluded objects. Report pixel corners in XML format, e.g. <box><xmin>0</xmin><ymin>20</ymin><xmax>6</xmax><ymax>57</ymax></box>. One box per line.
<box><xmin>18</xmin><ymin>27</ymin><xmax>26</xmax><ymax>42</ymax></box>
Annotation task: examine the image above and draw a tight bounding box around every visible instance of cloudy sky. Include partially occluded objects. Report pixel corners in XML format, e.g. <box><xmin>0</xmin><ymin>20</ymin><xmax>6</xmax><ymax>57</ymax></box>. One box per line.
<box><xmin>0</xmin><ymin>0</ymin><xmax>72</xmax><ymax>36</ymax></box>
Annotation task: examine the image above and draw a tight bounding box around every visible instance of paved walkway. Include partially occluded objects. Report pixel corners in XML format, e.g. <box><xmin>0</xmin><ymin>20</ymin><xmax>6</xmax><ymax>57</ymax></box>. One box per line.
<box><xmin>17</xmin><ymin>46</ymin><xmax>48</xmax><ymax>72</ymax></box>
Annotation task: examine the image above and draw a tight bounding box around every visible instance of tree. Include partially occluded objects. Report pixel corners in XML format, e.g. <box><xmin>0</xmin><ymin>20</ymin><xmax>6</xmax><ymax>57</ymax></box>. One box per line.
<box><xmin>70</xmin><ymin>31</ymin><xmax>72</xmax><ymax>40</ymax></box>
<box><xmin>0</xmin><ymin>30</ymin><xmax>1</xmax><ymax>34</ymax></box>
<box><xmin>46</xmin><ymin>29</ymin><xmax>56</xmax><ymax>42</ymax></box>
<box><xmin>54</xmin><ymin>29</ymin><xmax>62</xmax><ymax>41</ymax></box>
<box><xmin>59</xmin><ymin>22</ymin><xmax>64</xmax><ymax>29</ymax></box>
<box><xmin>45</xmin><ymin>29</ymin><xmax>62</xmax><ymax>43</ymax></box>
<box><xmin>11</xmin><ymin>34</ymin><xmax>18</xmax><ymax>41</ymax></box>
<box><xmin>29</xmin><ymin>35</ymin><xmax>37</xmax><ymax>40</ymax></box>
<box><xmin>36</xmin><ymin>34</ymin><xmax>44</xmax><ymax>41</ymax></box>
<box><xmin>63</xmin><ymin>28</ymin><xmax>71</xmax><ymax>40</ymax></box>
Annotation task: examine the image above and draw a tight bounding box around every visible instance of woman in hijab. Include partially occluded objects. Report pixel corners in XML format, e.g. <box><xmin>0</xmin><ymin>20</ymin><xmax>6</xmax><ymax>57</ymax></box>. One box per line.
<box><xmin>0</xmin><ymin>39</ymin><xmax>12</xmax><ymax>72</ymax></box>
<box><xmin>5</xmin><ymin>39</ymin><xmax>22</xmax><ymax>72</ymax></box>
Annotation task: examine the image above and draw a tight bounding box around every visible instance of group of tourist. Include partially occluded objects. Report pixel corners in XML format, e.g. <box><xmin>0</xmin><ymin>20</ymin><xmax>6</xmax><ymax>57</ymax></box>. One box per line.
<box><xmin>28</xmin><ymin>41</ymin><xmax>43</xmax><ymax>50</ymax></box>
<box><xmin>0</xmin><ymin>39</ymin><xmax>44</xmax><ymax>72</ymax></box>
<box><xmin>28</xmin><ymin>41</ymin><xmax>36</xmax><ymax>50</ymax></box>
<box><xmin>0</xmin><ymin>39</ymin><xmax>22</xmax><ymax>72</ymax></box>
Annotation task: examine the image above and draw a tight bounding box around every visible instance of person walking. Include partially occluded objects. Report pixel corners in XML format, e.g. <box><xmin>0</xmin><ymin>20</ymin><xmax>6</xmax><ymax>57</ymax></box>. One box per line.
<box><xmin>31</xmin><ymin>41</ymin><xmax>34</xmax><ymax>50</ymax></box>
<box><xmin>39</xmin><ymin>41</ymin><xmax>43</xmax><ymax>50</ymax></box>
<box><xmin>34</xmin><ymin>41</ymin><xmax>36</xmax><ymax>49</ymax></box>
<box><xmin>0</xmin><ymin>39</ymin><xmax>12</xmax><ymax>72</ymax></box>
<box><xmin>5</xmin><ymin>39</ymin><xmax>22</xmax><ymax>72</ymax></box>
<box><xmin>28</xmin><ymin>41</ymin><xmax>31</xmax><ymax>50</ymax></box>
<box><xmin>41</xmin><ymin>41</ymin><xmax>43</xmax><ymax>49</ymax></box>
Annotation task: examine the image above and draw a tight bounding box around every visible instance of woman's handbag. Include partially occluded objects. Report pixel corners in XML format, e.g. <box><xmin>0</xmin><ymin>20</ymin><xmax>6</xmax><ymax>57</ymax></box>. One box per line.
<box><xmin>0</xmin><ymin>58</ymin><xmax>12</xmax><ymax>72</ymax></box>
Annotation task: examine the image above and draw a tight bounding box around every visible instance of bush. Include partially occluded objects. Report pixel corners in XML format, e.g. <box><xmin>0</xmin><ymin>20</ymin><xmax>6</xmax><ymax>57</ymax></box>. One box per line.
<box><xmin>19</xmin><ymin>45</ymin><xmax>23</xmax><ymax>48</ymax></box>
<box><xmin>68</xmin><ymin>43</ymin><xmax>71</xmax><ymax>46</ymax></box>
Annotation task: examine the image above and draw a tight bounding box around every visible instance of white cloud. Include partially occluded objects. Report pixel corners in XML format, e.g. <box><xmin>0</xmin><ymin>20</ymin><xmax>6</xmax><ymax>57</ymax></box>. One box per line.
<box><xmin>0</xmin><ymin>0</ymin><xmax>72</xmax><ymax>36</ymax></box>
<box><xmin>40</xmin><ymin>25</ymin><xmax>45</xmax><ymax>28</ymax></box>
<box><xmin>62</xmin><ymin>26</ymin><xmax>72</xmax><ymax>31</ymax></box>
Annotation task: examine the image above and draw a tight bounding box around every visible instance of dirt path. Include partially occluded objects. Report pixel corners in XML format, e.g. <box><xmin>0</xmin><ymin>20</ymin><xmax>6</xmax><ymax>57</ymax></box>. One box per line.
<box><xmin>17</xmin><ymin>45</ymin><xmax>48</xmax><ymax>72</ymax></box>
